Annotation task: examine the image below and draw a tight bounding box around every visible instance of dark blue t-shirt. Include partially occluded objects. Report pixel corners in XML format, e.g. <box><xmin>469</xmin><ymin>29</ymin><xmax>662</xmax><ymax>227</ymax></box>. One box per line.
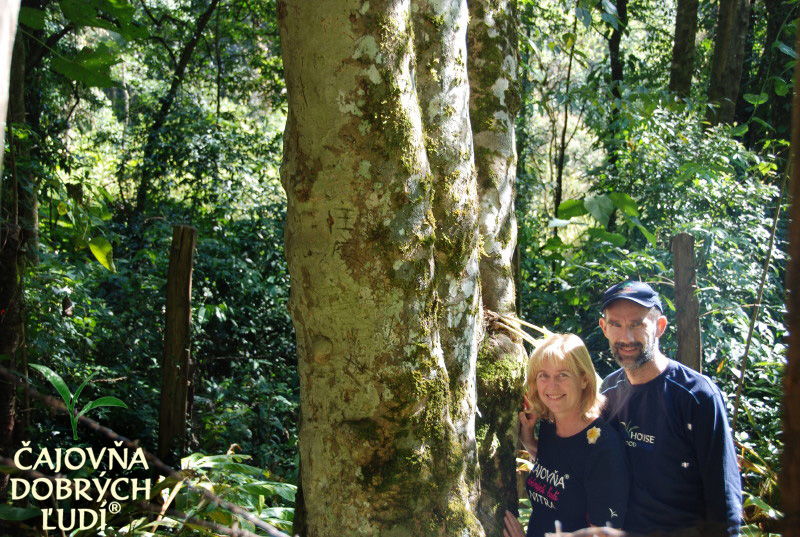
<box><xmin>601</xmin><ymin>360</ymin><xmax>742</xmax><ymax>536</ymax></box>
<box><xmin>525</xmin><ymin>418</ymin><xmax>628</xmax><ymax>537</ymax></box>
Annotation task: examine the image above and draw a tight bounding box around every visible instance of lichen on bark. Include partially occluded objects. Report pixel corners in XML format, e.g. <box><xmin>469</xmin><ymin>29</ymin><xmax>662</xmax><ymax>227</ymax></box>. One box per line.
<box><xmin>279</xmin><ymin>1</ymin><xmax>487</xmax><ymax>535</ymax></box>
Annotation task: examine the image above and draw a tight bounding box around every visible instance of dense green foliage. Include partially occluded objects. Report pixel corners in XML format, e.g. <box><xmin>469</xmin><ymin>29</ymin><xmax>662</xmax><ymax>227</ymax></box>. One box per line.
<box><xmin>1</xmin><ymin>0</ymin><xmax>794</xmax><ymax>535</ymax></box>
<box><xmin>516</xmin><ymin>0</ymin><xmax>792</xmax><ymax>533</ymax></box>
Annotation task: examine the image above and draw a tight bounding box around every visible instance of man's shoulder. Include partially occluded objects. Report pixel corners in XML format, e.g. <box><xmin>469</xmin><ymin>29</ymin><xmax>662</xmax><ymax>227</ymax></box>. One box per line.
<box><xmin>664</xmin><ymin>359</ymin><xmax>724</xmax><ymax>402</ymax></box>
<box><xmin>600</xmin><ymin>368</ymin><xmax>627</xmax><ymax>393</ymax></box>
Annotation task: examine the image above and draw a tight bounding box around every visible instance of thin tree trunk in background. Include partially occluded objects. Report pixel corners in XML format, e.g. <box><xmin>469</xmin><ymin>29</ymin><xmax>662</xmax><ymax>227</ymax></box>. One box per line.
<box><xmin>468</xmin><ymin>0</ymin><xmax>528</xmax><ymax>533</ymax></box>
<box><xmin>158</xmin><ymin>225</ymin><xmax>197</xmax><ymax>465</ymax></box>
<box><xmin>607</xmin><ymin>0</ymin><xmax>628</xmax><ymax>173</ymax></box>
<box><xmin>780</xmin><ymin>24</ymin><xmax>800</xmax><ymax>537</ymax></box>
<box><xmin>608</xmin><ymin>0</ymin><xmax>628</xmax><ymax>105</ymax></box>
<box><xmin>134</xmin><ymin>0</ymin><xmax>220</xmax><ymax>217</ymax></box>
<box><xmin>668</xmin><ymin>0</ymin><xmax>698</xmax><ymax>98</ymax></box>
<box><xmin>671</xmin><ymin>233</ymin><xmax>702</xmax><ymax>373</ymax></box>
<box><xmin>279</xmin><ymin>1</ymin><xmax>483</xmax><ymax>534</ymax></box>
<box><xmin>554</xmin><ymin>15</ymin><xmax>578</xmax><ymax>227</ymax></box>
<box><xmin>706</xmin><ymin>0</ymin><xmax>749</xmax><ymax>125</ymax></box>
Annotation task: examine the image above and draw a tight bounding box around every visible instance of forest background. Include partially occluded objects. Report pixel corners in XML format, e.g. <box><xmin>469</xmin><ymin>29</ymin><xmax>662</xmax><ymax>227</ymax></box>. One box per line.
<box><xmin>0</xmin><ymin>0</ymin><xmax>796</xmax><ymax>536</ymax></box>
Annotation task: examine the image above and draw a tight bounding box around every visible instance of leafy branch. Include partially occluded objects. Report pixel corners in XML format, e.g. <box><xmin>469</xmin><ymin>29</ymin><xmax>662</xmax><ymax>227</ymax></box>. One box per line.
<box><xmin>29</xmin><ymin>364</ymin><xmax>127</xmax><ymax>440</ymax></box>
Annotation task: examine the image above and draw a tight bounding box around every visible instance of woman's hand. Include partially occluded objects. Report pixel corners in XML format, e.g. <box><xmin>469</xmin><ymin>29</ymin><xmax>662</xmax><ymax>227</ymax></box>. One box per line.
<box><xmin>503</xmin><ymin>510</ymin><xmax>526</xmax><ymax>537</ymax></box>
<box><xmin>519</xmin><ymin>395</ymin><xmax>539</xmax><ymax>458</ymax></box>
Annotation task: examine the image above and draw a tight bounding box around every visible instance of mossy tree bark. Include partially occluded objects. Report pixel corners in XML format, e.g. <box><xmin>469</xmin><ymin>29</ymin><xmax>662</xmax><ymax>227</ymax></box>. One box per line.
<box><xmin>467</xmin><ymin>1</ymin><xmax>527</xmax><ymax>534</ymax></box>
<box><xmin>279</xmin><ymin>1</ymin><xmax>484</xmax><ymax>535</ymax></box>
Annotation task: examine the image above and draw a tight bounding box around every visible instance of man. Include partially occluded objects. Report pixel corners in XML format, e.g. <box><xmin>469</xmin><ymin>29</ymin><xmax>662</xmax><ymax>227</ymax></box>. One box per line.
<box><xmin>597</xmin><ymin>280</ymin><xmax>742</xmax><ymax>536</ymax></box>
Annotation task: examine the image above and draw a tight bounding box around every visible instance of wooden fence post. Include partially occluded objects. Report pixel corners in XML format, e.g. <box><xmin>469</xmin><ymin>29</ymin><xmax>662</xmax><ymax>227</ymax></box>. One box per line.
<box><xmin>672</xmin><ymin>232</ymin><xmax>702</xmax><ymax>372</ymax></box>
<box><xmin>158</xmin><ymin>225</ymin><xmax>197</xmax><ymax>464</ymax></box>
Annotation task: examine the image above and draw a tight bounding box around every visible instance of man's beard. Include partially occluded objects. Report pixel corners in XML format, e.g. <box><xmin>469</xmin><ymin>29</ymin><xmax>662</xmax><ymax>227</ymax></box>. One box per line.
<box><xmin>611</xmin><ymin>340</ymin><xmax>656</xmax><ymax>370</ymax></box>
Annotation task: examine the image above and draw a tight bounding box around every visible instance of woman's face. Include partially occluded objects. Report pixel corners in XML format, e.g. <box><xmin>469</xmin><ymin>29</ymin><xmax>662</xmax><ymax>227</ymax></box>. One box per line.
<box><xmin>535</xmin><ymin>358</ymin><xmax>588</xmax><ymax>419</ymax></box>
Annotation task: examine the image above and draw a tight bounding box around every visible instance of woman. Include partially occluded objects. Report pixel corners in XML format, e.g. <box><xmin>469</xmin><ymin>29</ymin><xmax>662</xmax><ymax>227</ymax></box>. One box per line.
<box><xmin>503</xmin><ymin>333</ymin><xmax>629</xmax><ymax>537</ymax></box>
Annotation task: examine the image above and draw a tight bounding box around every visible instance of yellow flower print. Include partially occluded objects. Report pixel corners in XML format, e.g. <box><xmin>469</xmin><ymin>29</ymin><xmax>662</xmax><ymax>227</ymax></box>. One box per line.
<box><xmin>587</xmin><ymin>426</ymin><xmax>601</xmax><ymax>444</ymax></box>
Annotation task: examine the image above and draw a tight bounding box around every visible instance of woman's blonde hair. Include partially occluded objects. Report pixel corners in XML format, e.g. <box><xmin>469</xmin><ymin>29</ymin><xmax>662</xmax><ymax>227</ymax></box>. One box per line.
<box><xmin>524</xmin><ymin>333</ymin><xmax>604</xmax><ymax>422</ymax></box>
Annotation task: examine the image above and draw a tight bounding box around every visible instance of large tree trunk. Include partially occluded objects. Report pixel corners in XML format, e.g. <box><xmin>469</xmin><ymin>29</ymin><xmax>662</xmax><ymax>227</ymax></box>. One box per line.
<box><xmin>467</xmin><ymin>1</ymin><xmax>527</xmax><ymax>534</ymax></box>
<box><xmin>668</xmin><ymin>0</ymin><xmax>699</xmax><ymax>98</ymax></box>
<box><xmin>780</xmin><ymin>23</ymin><xmax>800</xmax><ymax>537</ymax></box>
<box><xmin>279</xmin><ymin>1</ymin><xmax>483</xmax><ymax>535</ymax></box>
<box><xmin>0</xmin><ymin>4</ymin><xmax>23</xmax><ymax>500</ymax></box>
<box><xmin>0</xmin><ymin>0</ymin><xmax>20</xmax><ymax>174</ymax></box>
<box><xmin>706</xmin><ymin>0</ymin><xmax>750</xmax><ymax>126</ymax></box>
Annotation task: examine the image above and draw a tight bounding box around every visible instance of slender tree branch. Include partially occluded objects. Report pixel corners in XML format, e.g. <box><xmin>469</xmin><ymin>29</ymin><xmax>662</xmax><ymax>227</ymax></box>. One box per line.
<box><xmin>731</xmin><ymin>173</ymin><xmax>787</xmax><ymax>431</ymax></box>
<box><xmin>24</xmin><ymin>24</ymin><xmax>74</xmax><ymax>73</ymax></box>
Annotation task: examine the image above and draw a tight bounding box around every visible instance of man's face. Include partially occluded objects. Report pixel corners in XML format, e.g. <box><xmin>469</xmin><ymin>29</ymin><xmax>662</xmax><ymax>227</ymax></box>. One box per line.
<box><xmin>599</xmin><ymin>300</ymin><xmax>666</xmax><ymax>370</ymax></box>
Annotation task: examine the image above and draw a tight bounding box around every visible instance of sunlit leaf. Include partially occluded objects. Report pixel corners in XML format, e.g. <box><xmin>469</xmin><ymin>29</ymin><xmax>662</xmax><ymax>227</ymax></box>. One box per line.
<box><xmin>89</xmin><ymin>236</ymin><xmax>116</xmax><ymax>271</ymax></box>
<box><xmin>574</xmin><ymin>6</ymin><xmax>592</xmax><ymax>28</ymax></box>
<box><xmin>730</xmin><ymin>124</ymin><xmax>748</xmax><ymax>136</ymax></box>
<box><xmin>548</xmin><ymin>218</ymin><xmax>572</xmax><ymax>228</ymax></box>
<box><xmin>588</xmin><ymin>227</ymin><xmax>626</xmax><ymax>247</ymax></box>
<box><xmin>775</xmin><ymin>41</ymin><xmax>797</xmax><ymax>59</ymax></box>
<box><xmin>608</xmin><ymin>192</ymin><xmax>638</xmax><ymax>217</ymax></box>
<box><xmin>743</xmin><ymin>93</ymin><xmax>768</xmax><ymax>106</ymax></box>
<box><xmin>584</xmin><ymin>195</ymin><xmax>615</xmax><ymax>227</ymax></box>
<box><xmin>30</xmin><ymin>364</ymin><xmax>73</xmax><ymax>410</ymax></box>
<box><xmin>557</xmin><ymin>199</ymin><xmax>587</xmax><ymax>219</ymax></box>
<box><xmin>78</xmin><ymin>396</ymin><xmax>128</xmax><ymax>418</ymax></box>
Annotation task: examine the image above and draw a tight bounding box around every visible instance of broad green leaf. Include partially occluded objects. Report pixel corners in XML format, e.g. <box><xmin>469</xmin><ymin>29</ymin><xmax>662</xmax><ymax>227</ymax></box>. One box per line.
<box><xmin>584</xmin><ymin>195</ymin><xmax>615</xmax><ymax>227</ymax></box>
<box><xmin>751</xmin><ymin>117</ymin><xmax>773</xmax><ymax>131</ymax></box>
<box><xmin>547</xmin><ymin>218</ymin><xmax>572</xmax><ymax>228</ymax></box>
<box><xmin>543</xmin><ymin>236</ymin><xmax>565</xmax><ymax>251</ymax></box>
<box><xmin>776</xmin><ymin>41</ymin><xmax>798</xmax><ymax>59</ymax></box>
<box><xmin>608</xmin><ymin>192</ymin><xmax>639</xmax><ymax>217</ymax></box>
<box><xmin>89</xmin><ymin>236</ymin><xmax>116</xmax><ymax>271</ymax></box>
<box><xmin>557</xmin><ymin>199</ymin><xmax>587</xmax><ymax>219</ymax></box>
<box><xmin>774</xmin><ymin>77</ymin><xmax>789</xmax><ymax>97</ymax></box>
<box><xmin>601</xmin><ymin>12</ymin><xmax>618</xmax><ymax>30</ymax></box>
<box><xmin>743</xmin><ymin>93</ymin><xmax>768</xmax><ymax>106</ymax></box>
<box><xmin>601</xmin><ymin>0</ymin><xmax>618</xmax><ymax>14</ymax></box>
<box><xmin>575</xmin><ymin>7</ymin><xmax>592</xmax><ymax>29</ymax></box>
<box><xmin>239</xmin><ymin>482</ymin><xmax>297</xmax><ymax>503</ymax></box>
<box><xmin>730</xmin><ymin>124</ymin><xmax>748</xmax><ymax>136</ymax></box>
<box><xmin>742</xmin><ymin>491</ymin><xmax>781</xmax><ymax>516</ymax></box>
<box><xmin>19</xmin><ymin>7</ymin><xmax>46</xmax><ymax>30</ymax></box>
<box><xmin>588</xmin><ymin>227</ymin><xmax>626</xmax><ymax>247</ymax></box>
<box><xmin>0</xmin><ymin>505</ymin><xmax>42</xmax><ymax>521</ymax></box>
<box><xmin>57</xmin><ymin>202</ymin><xmax>68</xmax><ymax>215</ymax></box>
<box><xmin>77</xmin><ymin>396</ymin><xmax>127</xmax><ymax>418</ymax></box>
<box><xmin>73</xmin><ymin>372</ymin><xmax>98</xmax><ymax>409</ymax></box>
<box><xmin>627</xmin><ymin>216</ymin><xmax>656</xmax><ymax>247</ymax></box>
<box><xmin>52</xmin><ymin>56</ymin><xmax>116</xmax><ymax>88</ymax></box>
<box><xmin>30</xmin><ymin>364</ymin><xmax>73</xmax><ymax>410</ymax></box>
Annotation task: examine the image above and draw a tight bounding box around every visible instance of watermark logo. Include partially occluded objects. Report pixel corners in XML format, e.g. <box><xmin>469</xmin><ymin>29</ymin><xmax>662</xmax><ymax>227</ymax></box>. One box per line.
<box><xmin>11</xmin><ymin>442</ymin><xmax>152</xmax><ymax>531</ymax></box>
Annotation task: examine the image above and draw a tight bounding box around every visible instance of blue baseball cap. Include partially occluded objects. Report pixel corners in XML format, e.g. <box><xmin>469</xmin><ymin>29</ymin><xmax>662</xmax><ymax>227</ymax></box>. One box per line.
<box><xmin>600</xmin><ymin>280</ymin><xmax>663</xmax><ymax>313</ymax></box>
